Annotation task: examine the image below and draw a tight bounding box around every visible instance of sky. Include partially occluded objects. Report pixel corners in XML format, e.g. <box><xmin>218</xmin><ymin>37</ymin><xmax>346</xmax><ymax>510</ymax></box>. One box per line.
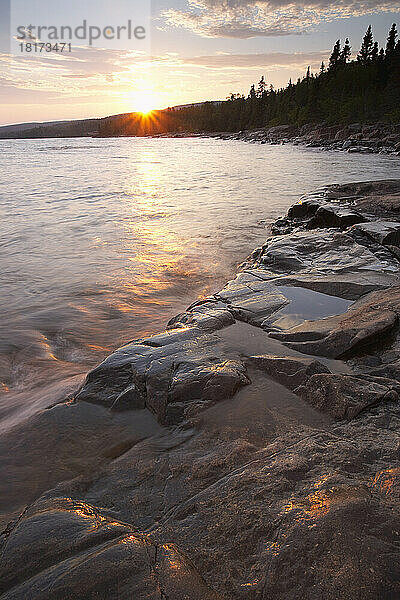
<box><xmin>0</xmin><ymin>0</ymin><xmax>399</xmax><ymax>125</ymax></box>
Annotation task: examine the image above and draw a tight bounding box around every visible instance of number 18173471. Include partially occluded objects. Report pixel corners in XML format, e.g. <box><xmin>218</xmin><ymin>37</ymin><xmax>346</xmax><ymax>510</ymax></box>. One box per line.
<box><xmin>19</xmin><ymin>42</ymin><xmax>72</xmax><ymax>53</ymax></box>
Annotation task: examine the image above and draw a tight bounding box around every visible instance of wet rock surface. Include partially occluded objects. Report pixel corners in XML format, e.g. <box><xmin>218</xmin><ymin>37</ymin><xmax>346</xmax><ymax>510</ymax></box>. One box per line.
<box><xmin>2</xmin><ymin>179</ymin><xmax>400</xmax><ymax>599</ymax></box>
<box><xmin>219</xmin><ymin>124</ymin><xmax>400</xmax><ymax>155</ymax></box>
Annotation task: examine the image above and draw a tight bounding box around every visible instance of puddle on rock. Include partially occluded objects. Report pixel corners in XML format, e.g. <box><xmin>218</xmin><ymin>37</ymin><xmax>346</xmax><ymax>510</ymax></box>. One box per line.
<box><xmin>263</xmin><ymin>285</ymin><xmax>353</xmax><ymax>330</ymax></box>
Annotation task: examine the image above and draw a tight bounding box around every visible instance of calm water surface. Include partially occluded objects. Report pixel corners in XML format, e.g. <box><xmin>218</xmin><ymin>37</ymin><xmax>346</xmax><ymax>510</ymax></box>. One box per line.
<box><xmin>0</xmin><ymin>137</ymin><xmax>399</xmax><ymax>397</ymax></box>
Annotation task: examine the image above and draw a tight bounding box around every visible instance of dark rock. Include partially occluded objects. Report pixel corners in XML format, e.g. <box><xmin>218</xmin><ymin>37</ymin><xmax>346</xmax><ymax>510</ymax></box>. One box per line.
<box><xmin>296</xmin><ymin>373</ymin><xmax>399</xmax><ymax>419</ymax></box>
<box><xmin>287</xmin><ymin>198</ymin><xmax>321</xmax><ymax>220</ymax></box>
<box><xmin>167</xmin><ymin>299</ymin><xmax>235</xmax><ymax>331</ymax></box>
<box><xmin>76</xmin><ymin>326</ymin><xmax>250</xmax><ymax>425</ymax></box>
<box><xmin>306</xmin><ymin>204</ymin><xmax>365</xmax><ymax>229</ymax></box>
<box><xmin>216</xmin><ymin>272</ymin><xmax>289</xmax><ymax>325</ymax></box>
<box><xmin>148</xmin><ymin>356</ymin><xmax>250</xmax><ymax>425</ymax></box>
<box><xmin>248</xmin><ymin>354</ymin><xmax>331</xmax><ymax>390</ymax></box>
<box><xmin>257</xmin><ymin>229</ymin><xmax>398</xmax><ymax>277</ymax></box>
<box><xmin>264</xmin><ymin>272</ymin><xmax>398</xmax><ymax>300</ymax></box>
<box><xmin>0</xmin><ymin>497</ymin><xmax>221</xmax><ymax>600</ymax></box>
<box><xmin>353</xmin><ymin>220</ymin><xmax>400</xmax><ymax>247</ymax></box>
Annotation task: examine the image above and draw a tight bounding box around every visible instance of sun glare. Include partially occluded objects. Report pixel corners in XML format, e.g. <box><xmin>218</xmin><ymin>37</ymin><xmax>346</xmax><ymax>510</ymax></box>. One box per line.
<box><xmin>137</xmin><ymin>103</ymin><xmax>153</xmax><ymax>116</ymax></box>
<box><xmin>133</xmin><ymin>95</ymin><xmax>156</xmax><ymax>116</ymax></box>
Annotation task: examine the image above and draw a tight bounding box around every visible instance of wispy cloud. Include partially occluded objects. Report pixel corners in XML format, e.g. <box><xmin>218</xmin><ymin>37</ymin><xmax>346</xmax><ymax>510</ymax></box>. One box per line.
<box><xmin>183</xmin><ymin>51</ymin><xmax>328</xmax><ymax>68</ymax></box>
<box><xmin>163</xmin><ymin>0</ymin><xmax>400</xmax><ymax>38</ymax></box>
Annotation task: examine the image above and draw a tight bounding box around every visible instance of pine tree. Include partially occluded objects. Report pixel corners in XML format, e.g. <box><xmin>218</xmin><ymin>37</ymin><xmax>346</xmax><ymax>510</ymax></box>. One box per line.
<box><xmin>358</xmin><ymin>25</ymin><xmax>374</xmax><ymax>64</ymax></box>
<box><xmin>320</xmin><ymin>61</ymin><xmax>326</xmax><ymax>73</ymax></box>
<box><xmin>257</xmin><ymin>76</ymin><xmax>266</xmax><ymax>97</ymax></box>
<box><xmin>248</xmin><ymin>84</ymin><xmax>256</xmax><ymax>99</ymax></box>
<box><xmin>329</xmin><ymin>40</ymin><xmax>341</xmax><ymax>70</ymax></box>
<box><xmin>386</xmin><ymin>23</ymin><xmax>397</xmax><ymax>58</ymax></box>
<box><xmin>371</xmin><ymin>41</ymin><xmax>379</xmax><ymax>62</ymax></box>
<box><xmin>339</xmin><ymin>38</ymin><xmax>351</xmax><ymax>65</ymax></box>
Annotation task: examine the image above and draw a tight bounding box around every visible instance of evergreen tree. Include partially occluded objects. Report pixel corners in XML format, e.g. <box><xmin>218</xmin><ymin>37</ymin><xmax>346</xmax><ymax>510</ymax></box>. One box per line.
<box><xmin>320</xmin><ymin>61</ymin><xmax>326</xmax><ymax>73</ymax></box>
<box><xmin>371</xmin><ymin>41</ymin><xmax>379</xmax><ymax>62</ymax></box>
<box><xmin>329</xmin><ymin>40</ymin><xmax>341</xmax><ymax>70</ymax></box>
<box><xmin>340</xmin><ymin>38</ymin><xmax>351</xmax><ymax>64</ymax></box>
<box><xmin>248</xmin><ymin>84</ymin><xmax>256</xmax><ymax>99</ymax></box>
<box><xmin>386</xmin><ymin>23</ymin><xmax>397</xmax><ymax>57</ymax></box>
<box><xmin>358</xmin><ymin>25</ymin><xmax>374</xmax><ymax>64</ymax></box>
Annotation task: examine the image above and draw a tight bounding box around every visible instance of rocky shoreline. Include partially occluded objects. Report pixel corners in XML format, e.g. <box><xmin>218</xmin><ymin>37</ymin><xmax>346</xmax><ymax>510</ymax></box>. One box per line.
<box><xmin>2</xmin><ymin>180</ymin><xmax>400</xmax><ymax>599</ymax></box>
<box><xmin>217</xmin><ymin>123</ymin><xmax>400</xmax><ymax>155</ymax></box>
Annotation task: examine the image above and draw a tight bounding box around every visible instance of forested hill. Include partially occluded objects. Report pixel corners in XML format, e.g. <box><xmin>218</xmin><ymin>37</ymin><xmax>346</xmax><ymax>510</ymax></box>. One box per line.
<box><xmin>99</xmin><ymin>23</ymin><xmax>400</xmax><ymax>137</ymax></box>
<box><xmin>1</xmin><ymin>23</ymin><xmax>399</xmax><ymax>140</ymax></box>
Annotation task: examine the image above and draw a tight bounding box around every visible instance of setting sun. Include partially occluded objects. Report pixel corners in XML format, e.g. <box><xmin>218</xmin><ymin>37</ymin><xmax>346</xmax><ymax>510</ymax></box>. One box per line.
<box><xmin>136</xmin><ymin>102</ymin><xmax>154</xmax><ymax>116</ymax></box>
<box><xmin>130</xmin><ymin>92</ymin><xmax>156</xmax><ymax>116</ymax></box>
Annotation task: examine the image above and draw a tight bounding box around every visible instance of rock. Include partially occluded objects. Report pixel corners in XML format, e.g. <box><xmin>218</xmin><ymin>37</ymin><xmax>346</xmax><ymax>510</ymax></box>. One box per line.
<box><xmin>353</xmin><ymin>220</ymin><xmax>400</xmax><ymax>247</ymax></box>
<box><xmin>167</xmin><ymin>299</ymin><xmax>235</xmax><ymax>331</ymax></box>
<box><xmin>287</xmin><ymin>198</ymin><xmax>321</xmax><ymax>220</ymax></box>
<box><xmin>248</xmin><ymin>354</ymin><xmax>331</xmax><ymax>390</ymax></box>
<box><xmin>348</xmin><ymin>146</ymin><xmax>375</xmax><ymax>153</ymax></box>
<box><xmin>215</xmin><ymin>272</ymin><xmax>289</xmax><ymax>326</ymax></box>
<box><xmin>306</xmin><ymin>204</ymin><xmax>365</xmax><ymax>229</ymax></box>
<box><xmin>270</xmin><ymin>287</ymin><xmax>400</xmax><ymax>358</ymax></box>
<box><xmin>147</xmin><ymin>356</ymin><xmax>250</xmax><ymax>425</ymax></box>
<box><xmin>0</xmin><ymin>497</ymin><xmax>221</xmax><ymax>600</ymax></box>
<box><xmin>256</xmin><ymin>229</ymin><xmax>398</xmax><ymax>276</ymax></box>
<box><xmin>249</xmin><ymin>355</ymin><xmax>400</xmax><ymax>420</ymax></box>
<box><xmin>263</xmin><ymin>272</ymin><xmax>398</xmax><ymax>300</ymax></box>
<box><xmin>324</xmin><ymin>180</ymin><xmax>400</xmax><ymax>219</ymax></box>
<box><xmin>296</xmin><ymin>373</ymin><xmax>399</xmax><ymax>419</ymax></box>
<box><xmin>77</xmin><ymin>327</ymin><xmax>250</xmax><ymax>424</ymax></box>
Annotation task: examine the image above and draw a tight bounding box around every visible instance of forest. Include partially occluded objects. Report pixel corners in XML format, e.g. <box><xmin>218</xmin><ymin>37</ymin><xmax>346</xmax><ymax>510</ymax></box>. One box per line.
<box><xmin>99</xmin><ymin>23</ymin><xmax>400</xmax><ymax>137</ymax></box>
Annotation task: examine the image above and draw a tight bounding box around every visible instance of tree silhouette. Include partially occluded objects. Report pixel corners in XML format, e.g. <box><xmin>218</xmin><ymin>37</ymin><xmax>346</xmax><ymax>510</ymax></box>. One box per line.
<box><xmin>358</xmin><ymin>25</ymin><xmax>374</xmax><ymax>64</ymax></box>
<box><xmin>386</xmin><ymin>23</ymin><xmax>397</xmax><ymax>57</ymax></box>
<box><xmin>329</xmin><ymin>40</ymin><xmax>341</xmax><ymax>70</ymax></box>
<box><xmin>340</xmin><ymin>38</ymin><xmax>351</xmax><ymax>65</ymax></box>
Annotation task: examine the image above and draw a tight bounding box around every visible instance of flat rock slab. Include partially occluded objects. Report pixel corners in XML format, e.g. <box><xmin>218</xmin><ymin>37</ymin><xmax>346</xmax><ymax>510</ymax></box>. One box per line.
<box><xmin>324</xmin><ymin>180</ymin><xmax>400</xmax><ymax>219</ymax></box>
<box><xmin>256</xmin><ymin>229</ymin><xmax>398</xmax><ymax>276</ymax></box>
<box><xmin>248</xmin><ymin>354</ymin><xmax>330</xmax><ymax>389</ymax></box>
<box><xmin>260</xmin><ymin>272</ymin><xmax>399</xmax><ymax>300</ymax></box>
<box><xmin>353</xmin><ymin>220</ymin><xmax>400</xmax><ymax>247</ymax></box>
<box><xmin>0</xmin><ymin>497</ymin><xmax>221</xmax><ymax>600</ymax></box>
<box><xmin>215</xmin><ymin>272</ymin><xmax>289</xmax><ymax>326</ymax></box>
<box><xmin>297</xmin><ymin>373</ymin><xmax>400</xmax><ymax>419</ymax></box>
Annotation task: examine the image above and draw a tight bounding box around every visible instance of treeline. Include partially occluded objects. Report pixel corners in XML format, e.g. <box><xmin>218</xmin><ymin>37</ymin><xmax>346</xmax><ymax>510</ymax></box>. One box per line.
<box><xmin>101</xmin><ymin>22</ymin><xmax>400</xmax><ymax>137</ymax></box>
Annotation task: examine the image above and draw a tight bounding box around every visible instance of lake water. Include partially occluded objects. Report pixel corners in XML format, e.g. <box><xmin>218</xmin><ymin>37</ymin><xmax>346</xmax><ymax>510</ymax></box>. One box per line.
<box><xmin>0</xmin><ymin>137</ymin><xmax>399</xmax><ymax>398</ymax></box>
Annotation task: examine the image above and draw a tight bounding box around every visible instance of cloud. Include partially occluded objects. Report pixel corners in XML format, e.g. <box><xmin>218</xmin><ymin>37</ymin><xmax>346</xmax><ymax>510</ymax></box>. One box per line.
<box><xmin>183</xmin><ymin>50</ymin><xmax>328</xmax><ymax>68</ymax></box>
<box><xmin>163</xmin><ymin>0</ymin><xmax>400</xmax><ymax>38</ymax></box>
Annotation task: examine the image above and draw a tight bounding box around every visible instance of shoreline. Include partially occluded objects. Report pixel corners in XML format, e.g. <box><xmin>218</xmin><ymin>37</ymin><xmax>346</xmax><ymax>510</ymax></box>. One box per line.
<box><xmin>218</xmin><ymin>123</ymin><xmax>400</xmax><ymax>155</ymax></box>
<box><xmin>2</xmin><ymin>179</ymin><xmax>400</xmax><ymax>598</ymax></box>
<box><xmin>2</xmin><ymin>122</ymin><xmax>400</xmax><ymax>157</ymax></box>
